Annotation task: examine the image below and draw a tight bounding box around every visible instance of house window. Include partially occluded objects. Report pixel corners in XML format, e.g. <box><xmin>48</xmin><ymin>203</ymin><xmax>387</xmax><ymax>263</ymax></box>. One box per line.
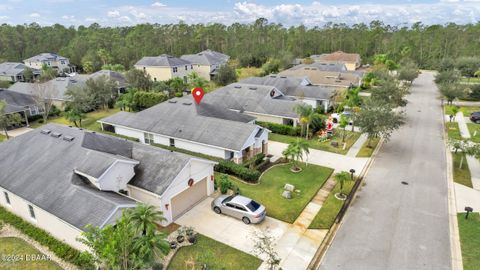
<box><xmin>169</xmin><ymin>138</ymin><xmax>175</xmax><ymax>147</ymax></box>
<box><xmin>173</xmin><ymin>67</ymin><xmax>178</xmax><ymax>73</ymax></box>
<box><xmin>60</xmin><ymin>61</ymin><xmax>65</xmax><ymax>64</ymax></box>
<box><xmin>47</xmin><ymin>61</ymin><xmax>51</xmax><ymax>66</ymax></box>
<box><xmin>28</xmin><ymin>205</ymin><xmax>36</xmax><ymax>220</ymax></box>
<box><xmin>144</xmin><ymin>133</ymin><xmax>154</xmax><ymax>144</ymax></box>
<box><xmin>4</xmin><ymin>192</ymin><xmax>10</xmax><ymax>205</ymax></box>
<box><xmin>185</xmin><ymin>65</ymin><xmax>188</xmax><ymax>71</ymax></box>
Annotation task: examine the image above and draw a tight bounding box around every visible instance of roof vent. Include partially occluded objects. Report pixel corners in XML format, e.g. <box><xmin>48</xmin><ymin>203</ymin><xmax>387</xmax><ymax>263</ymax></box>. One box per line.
<box><xmin>248</xmin><ymin>87</ymin><xmax>257</xmax><ymax>90</ymax></box>
<box><xmin>63</xmin><ymin>135</ymin><xmax>75</xmax><ymax>142</ymax></box>
<box><xmin>182</xmin><ymin>102</ymin><xmax>192</xmax><ymax>106</ymax></box>
<box><xmin>305</xmin><ymin>68</ymin><xmax>310</xmax><ymax>70</ymax></box>
<box><xmin>40</xmin><ymin>129</ymin><xmax>51</xmax><ymax>135</ymax></box>
<box><xmin>234</xmin><ymin>85</ymin><xmax>242</xmax><ymax>89</ymax></box>
<box><xmin>280</xmin><ymin>76</ymin><xmax>287</xmax><ymax>78</ymax></box>
<box><xmin>168</xmin><ymin>100</ymin><xmax>178</xmax><ymax>103</ymax></box>
<box><xmin>50</xmin><ymin>132</ymin><xmax>62</xmax><ymax>138</ymax></box>
<box><xmin>311</xmin><ymin>68</ymin><xmax>317</xmax><ymax>70</ymax></box>
<box><xmin>269</xmin><ymin>75</ymin><xmax>276</xmax><ymax>78</ymax></box>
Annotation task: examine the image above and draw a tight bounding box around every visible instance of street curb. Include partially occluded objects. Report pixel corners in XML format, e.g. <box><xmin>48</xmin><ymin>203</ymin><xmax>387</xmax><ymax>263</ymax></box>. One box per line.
<box><xmin>442</xmin><ymin>101</ymin><xmax>464</xmax><ymax>270</ymax></box>
<box><xmin>307</xmin><ymin>136</ymin><xmax>384</xmax><ymax>270</ymax></box>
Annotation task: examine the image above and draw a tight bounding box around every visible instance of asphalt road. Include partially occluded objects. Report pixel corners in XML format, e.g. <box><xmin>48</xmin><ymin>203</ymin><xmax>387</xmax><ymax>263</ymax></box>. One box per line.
<box><xmin>319</xmin><ymin>71</ymin><xmax>451</xmax><ymax>270</ymax></box>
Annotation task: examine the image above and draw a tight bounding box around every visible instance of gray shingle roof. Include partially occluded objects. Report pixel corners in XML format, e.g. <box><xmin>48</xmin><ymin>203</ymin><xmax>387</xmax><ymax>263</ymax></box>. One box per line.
<box><xmin>0</xmin><ymin>123</ymin><xmax>201</xmax><ymax>230</ymax></box>
<box><xmin>0</xmin><ymin>89</ymin><xmax>36</xmax><ymax>114</ymax></box>
<box><xmin>289</xmin><ymin>62</ymin><xmax>347</xmax><ymax>72</ymax></box>
<box><xmin>180</xmin><ymin>50</ymin><xmax>229</xmax><ymax>66</ymax></box>
<box><xmin>135</xmin><ymin>54</ymin><xmax>191</xmax><ymax>67</ymax></box>
<box><xmin>240</xmin><ymin>75</ymin><xmax>336</xmax><ymax>100</ymax></box>
<box><xmin>23</xmin><ymin>53</ymin><xmax>68</xmax><ymax>63</ymax></box>
<box><xmin>100</xmin><ymin>96</ymin><xmax>260</xmax><ymax>151</ymax></box>
<box><xmin>89</xmin><ymin>70</ymin><xmax>127</xmax><ymax>88</ymax></box>
<box><xmin>0</xmin><ymin>62</ymin><xmax>28</xmax><ymax>76</ymax></box>
<box><xmin>279</xmin><ymin>68</ymin><xmax>361</xmax><ymax>87</ymax></box>
<box><xmin>203</xmin><ymin>83</ymin><xmax>301</xmax><ymax>119</ymax></box>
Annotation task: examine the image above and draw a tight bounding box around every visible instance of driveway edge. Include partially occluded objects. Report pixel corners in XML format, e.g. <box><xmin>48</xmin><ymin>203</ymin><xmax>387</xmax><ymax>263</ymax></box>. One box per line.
<box><xmin>442</xmin><ymin>101</ymin><xmax>464</xmax><ymax>270</ymax></box>
<box><xmin>307</xmin><ymin>136</ymin><xmax>384</xmax><ymax>270</ymax></box>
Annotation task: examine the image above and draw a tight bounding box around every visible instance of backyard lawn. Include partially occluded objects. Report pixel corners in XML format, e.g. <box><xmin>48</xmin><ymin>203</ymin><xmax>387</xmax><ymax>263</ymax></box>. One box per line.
<box><xmin>220</xmin><ymin>163</ymin><xmax>334</xmax><ymax>223</ymax></box>
<box><xmin>466</xmin><ymin>123</ymin><xmax>480</xmax><ymax>143</ymax></box>
<box><xmin>452</xmin><ymin>153</ymin><xmax>473</xmax><ymax>188</ymax></box>
<box><xmin>445</xmin><ymin>122</ymin><xmax>462</xmax><ymax>140</ymax></box>
<box><xmin>0</xmin><ymin>237</ymin><xmax>62</xmax><ymax>270</ymax></box>
<box><xmin>356</xmin><ymin>137</ymin><xmax>380</xmax><ymax>157</ymax></box>
<box><xmin>30</xmin><ymin>109</ymin><xmax>120</xmax><ymax>131</ymax></box>
<box><xmin>167</xmin><ymin>234</ymin><xmax>262</xmax><ymax>270</ymax></box>
<box><xmin>308</xmin><ymin>181</ymin><xmax>355</xmax><ymax>229</ymax></box>
<box><xmin>269</xmin><ymin>131</ymin><xmax>361</xmax><ymax>155</ymax></box>
<box><xmin>236</xmin><ymin>67</ymin><xmax>262</xmax><ymax>80</ymax></box>
<box><xmin>445</xmin><ymin>105</ymin><xmax>480</xmax><ymax>117</ymax></box>
<box><xmin>458</xmin><ymin>213</ymin><xmax>480</xmax><ymax>270</ymax></box>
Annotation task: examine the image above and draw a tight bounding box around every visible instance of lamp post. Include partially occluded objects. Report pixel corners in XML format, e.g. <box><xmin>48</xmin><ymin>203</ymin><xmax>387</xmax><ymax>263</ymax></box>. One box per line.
<box><xmin>465</xmin><ymin>206</ymin><xmax>473</xmax><ymax>219</ymax></box>
<box><xmin>349</xmin><ymin>169</ymin><xmax>356</xmax><ymax>181</ymax></box>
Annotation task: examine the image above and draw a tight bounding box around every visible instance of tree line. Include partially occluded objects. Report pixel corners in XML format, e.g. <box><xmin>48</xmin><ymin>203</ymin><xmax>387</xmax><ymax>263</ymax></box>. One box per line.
<box><xmin>0</xmin><ymin>19</ymin><xmax>479</xmax><ymax>71</ymax></box>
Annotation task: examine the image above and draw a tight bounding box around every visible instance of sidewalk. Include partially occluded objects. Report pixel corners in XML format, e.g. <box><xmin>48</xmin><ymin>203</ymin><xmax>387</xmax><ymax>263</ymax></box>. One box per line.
<box><xmin>454</xmin><ymin>183</ymin><xmax>480</xmax><ymax>212</ymax></box>
<box><xmin>346</xmin><ymin>133</ymin><xmax>368</xmax><ymax>157</ymax></box>
<box><xmin>455</xmin><ymin>112</ymin><xmax>480</xmax><ymax>190</ymax></box>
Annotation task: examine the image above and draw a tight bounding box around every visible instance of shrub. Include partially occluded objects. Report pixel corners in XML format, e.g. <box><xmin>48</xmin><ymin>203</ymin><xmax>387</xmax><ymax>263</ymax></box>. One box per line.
<box><xmin>49</xmin><ymin>105</ymin><xmax>61</xmax><ymax>117</ymax></box>
<box><xmin>133</xmin><ymin>91</ymin><xmax>168</xmax><ymax>110</ymax></box>
<box><xmin>219</xmin><ymin>174</ymin><xmax>232</xmax><ymax>194</ymax></box>
<box><xmin>256</xmin><ymin>121</ymin><xmax>300</xmax><ymax>136</ymax></box>
<box><xmin>0</xmin><ymin>206</ymin><xmax>95</xmax><ymax>269</ymax></box>
<box><xmin>215</xmin><ymin>160</ymin><xmax>261</xmax><ymax>183</ymax></box>
<box><xmin>174</xmin><ymin>92</ymin><xmax>183</xmax><ymax>97</ymax></box>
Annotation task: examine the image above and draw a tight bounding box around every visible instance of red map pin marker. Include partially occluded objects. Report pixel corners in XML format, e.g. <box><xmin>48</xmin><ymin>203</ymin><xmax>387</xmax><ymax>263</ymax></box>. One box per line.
<box><xmin>192</xmin><ymin>87</ymin><xmax>205</xmax><ymax>104</ymax></box>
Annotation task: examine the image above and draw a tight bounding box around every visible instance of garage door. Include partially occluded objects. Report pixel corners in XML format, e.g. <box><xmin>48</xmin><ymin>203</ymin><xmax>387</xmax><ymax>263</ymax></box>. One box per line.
<box><xmin>171</xmin><ymin>177</ymin><xmax>207</xmax><ymax>220</ymax></box>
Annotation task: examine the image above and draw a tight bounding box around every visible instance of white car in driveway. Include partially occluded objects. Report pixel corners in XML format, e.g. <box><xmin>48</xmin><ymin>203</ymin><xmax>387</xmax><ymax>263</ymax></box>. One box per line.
<box><xmin>331</xmin><ymin>111</ymin><xmax>353</xmax><ymax>124</ymax></box>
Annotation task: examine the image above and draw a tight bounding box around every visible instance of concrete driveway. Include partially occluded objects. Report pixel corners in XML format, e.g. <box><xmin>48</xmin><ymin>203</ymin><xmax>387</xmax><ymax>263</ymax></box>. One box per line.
<box><xmin>1</xmin><ymin>127</ymin><xmax>33</xmax><ymax>138</ymax></box>
<box><xmin>176</xmin><ymin>197</ymin><xmax>328</xmax><ymax>270</ymax></box>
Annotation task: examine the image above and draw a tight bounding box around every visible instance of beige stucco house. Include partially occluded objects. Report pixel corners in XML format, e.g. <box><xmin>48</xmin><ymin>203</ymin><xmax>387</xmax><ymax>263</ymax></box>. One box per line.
<box><xmin>310</xmin><ymin>51</ymin><xmax>361</xmax><ymax>71</ymax></box>
<box><xmin>0</xmin><ymin>124</ymin><xmax>216</xmax><ymax>251</ymax></box>
<box><xmin>23</xmin><ymin>53</ymin><xmax>73</xmax><ymax>73</ymax></box>
<box><xmin>180</xmin><ymin>50</ymin><xmax>230</xmax><ymax>81</ymax></box>
<box><xmin>134</xmin><ymin>54</ymin><xmax>194</xmax><ymax>82</ymax></box>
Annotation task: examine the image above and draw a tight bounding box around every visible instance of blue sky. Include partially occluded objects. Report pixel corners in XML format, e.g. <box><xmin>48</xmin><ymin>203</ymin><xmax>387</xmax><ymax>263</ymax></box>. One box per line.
<box><xmin>0</xmin><ymin>0</ymin><xmax>479</xmax><ymax>26</ymax></box>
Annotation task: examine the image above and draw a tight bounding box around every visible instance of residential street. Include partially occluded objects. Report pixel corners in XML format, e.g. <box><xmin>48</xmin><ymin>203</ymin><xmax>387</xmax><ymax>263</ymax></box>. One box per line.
<box><xmin>319</xmin><ymin>71</ymin><xmax>452</xmax><ymax>270</ymax></box>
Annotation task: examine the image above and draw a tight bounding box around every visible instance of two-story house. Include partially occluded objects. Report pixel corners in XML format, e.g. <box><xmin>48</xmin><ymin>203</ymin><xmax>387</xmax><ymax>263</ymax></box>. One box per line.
<box><xmin>134</xmin><ymin>54</ymin><xmax>194</xmax><ymax>83</ymax></box>
<box><xmin>180</xmin><ymin>50</ymin><xmax>230</xmax><ymax>81</ymax></box>
<box><xmin>23</xmin><ymin>53</ymin><xmax>73</xmax><ymax>73</ymax></box>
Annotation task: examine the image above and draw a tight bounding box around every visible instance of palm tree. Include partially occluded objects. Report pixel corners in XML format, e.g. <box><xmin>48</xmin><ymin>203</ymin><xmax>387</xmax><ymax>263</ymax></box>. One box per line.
<box><xmin>294</xmin><ymin>104</ymin><xmax>315</xmax><ymax>139</ymax></box>
<box><xmin>133</xmin><ymin>232</ymin><xmax>170</xmax><ymax>268</ymax></box>
<box><xmin>282</xmin><ymin>139</ymin><xmax>310</xmax><ymax>171</ymax></box>
<box><xmin>334</xmin><ymin>171</ymin><xmax>353</xmax><ymax>198</ymax></box>
<box><xmin>127</xmin><ymin>203</ymin><xmax>166</xmax><ymax>236</ymax></box>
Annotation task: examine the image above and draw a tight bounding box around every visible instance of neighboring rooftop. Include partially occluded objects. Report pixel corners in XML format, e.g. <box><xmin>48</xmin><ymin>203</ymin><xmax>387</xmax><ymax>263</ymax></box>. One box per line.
<box><xmin>135</xmin><ymin>54</ymin><xmax>191</xmax><ymax>67</ymax></box>
<box><xmin>100</xmin><ymin>96</ymin><xmax>260</xmax><ymax>151</ymax></box>
<box><xmin>0</xmin><ymin>62</ymin><xmax>31</xmax><ymax>77</ymax></box>
<box><xmin>240</xmin><ymin>75</ymin><xmax>336</xmax><ymax>100</ymax></box>
<box><xmin>203</xmin><ymin>83</ymin><xmax>301</xmax><ymax>119</ymax></box>
<box><xmin>0</xmin><ymin>88</ymin><xmax>36</xmax><ymax>114</ymax></box>
<box><xmin>288</xmin><ymin>62</ymin><xmax>348</xmax><ymax>72</ymax></box>
<box><xmin>311</xmin><ymin>51</ymin><xmax>361</xmax><ymax>64</ymax></box>
<box><xmin>180</xmin><ymin>49</ymin><xmax>230</xmax><ymax>66</ymax></box>
<box><xmin>279</xmin><ymin>68</ymin><xmax>362</xmax><ymax>88</ymax></box>
<box><xmin>0</xmin><ymin>123</ymin><xmax>200</xmax><ymax>230</ymax></box>
<box><xmin>24</xmin><ymin>53</ymin><xmax>68</xmax><ymax>63</ymax></box>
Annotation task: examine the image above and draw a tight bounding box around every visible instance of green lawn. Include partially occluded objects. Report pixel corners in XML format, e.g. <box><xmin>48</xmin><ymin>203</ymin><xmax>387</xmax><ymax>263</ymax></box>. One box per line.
<box><xmin>0</xmin><ymin>237</ymin><xmax>62</xmax><ymax>270</ymax></box>
<box><xmin>308</xmin><ymin>181</ymin><xmax>355</xmax><ymax>229</ymax></box>
<box><xmin>460</xmin><ymin>77</ymin><xmax>480</xmax><ymax>84</ymax></box>
<box><xmin>446</xmin><ymin>122</ymin><xmax>462</xmax><ymax>140</ymax></box>
<box><xmin>269</xmin><ymin>131</ymin><xmax>361</xmax><ymax>155</ymax></box>
<box><xmin>220</xmin><ymin>163</ymin><xmax>334</xmax><ymax>223</ymax></box>
<box><xmin>466</xmin><ymin>123</ymin><xmax>480</xmax><ymax>143</ymax></box>
<box><xmin>356</xmin><ymin>137</ymin><xmax>380</xmax><ymax>157</ymax></box>
<box><xmin>167</xmin><ymin>234</ymin><xmax>262</xmax><ymax>270</ymax></box>
<box><xmin>458</xmin><ymin>213</ymin><xmax>480</xmax><ymax>270</ymax></box>
<box><xmin>445</xmin><ymin>105</ymin><xmax>480</xmax><ymax>117</ymax></box>
<box><xmin>452</xmin><ymin>152</ymin><xmax>473</xmax><ymax>188</ymax></box>
<box><xmin>236</xmin><ymin>67</ymin><xmax>263</xmax><ymax>80</ymax></box>
<box><xmin>0</xmin><ymin>134</ymin><xmax>6</xmax><ymax>142</ymax></box>
<box><xmin>30</xmin><ymin>109</ymin><xmax>120</xmax><ymax>131</ymax></box>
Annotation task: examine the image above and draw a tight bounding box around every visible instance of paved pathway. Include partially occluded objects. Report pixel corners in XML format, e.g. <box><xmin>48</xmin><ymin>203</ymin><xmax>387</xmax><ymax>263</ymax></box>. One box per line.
<box><xmin>453</xmin><ymin>101</ymin><xmax>480</xmax><ymax>107</ymax></box>
<box><xmin>320</xmin><ymin>71</ymin><xmax>451</xmax><ymax>270</ymax></box>
<box><xmin>454</xmin><ymin>112</ymin><xmax>480</xmax><ymax>190</ymax></box>
<box><xmin>268</xmin><ymin>141</ymin><xmax>368</xmax><ymax>173</ymax></box>
<box><xmin>346</xmin><ymin>133</ymin><xmax>368</xmax><ymax>157</ymax></box>
<box><xmin>1</xmin><ymin>127</ymin><xmax>33</xmax><ymax>138</ymax></box>
<box><xmin>454</xmin><ymin>183</ymin><xmax>480</xmax><ymax>213</ymax></box>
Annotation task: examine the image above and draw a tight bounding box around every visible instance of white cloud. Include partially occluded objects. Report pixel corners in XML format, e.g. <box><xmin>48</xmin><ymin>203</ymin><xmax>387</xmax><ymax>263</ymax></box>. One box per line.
<box><xmin>107</xmin><ymin>10</ymin><xmax>120</xmax><ymax>18</ymax></box>
<box><xmin>85</xmin><ymin>17</ymin><xmax>97</xmax><ymax>22</ymax></box>
<box><xmin>152</xmin><ymin>2</ymin><xmax>166</xmax><ymax>7</ymax></box>
<box><xmin>29</xmin><ymin>13</ymin><xmax>41</xmax><ymax>18</ymax></box>
<box><xmin>0</xmin><ymin>15</ymin><xmax>9</xmax><ymax>20</ymax></box>
<box><xmin>118</xmin><ymin>16</ymin><xmax>131</xmax><ymax>22</ymax></box>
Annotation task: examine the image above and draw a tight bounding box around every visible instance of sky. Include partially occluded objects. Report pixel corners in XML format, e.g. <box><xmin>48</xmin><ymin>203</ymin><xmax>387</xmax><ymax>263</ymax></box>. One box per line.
<box><xmin>0</xmin><ymin>0</ymin><xmax>479</xmax><ymax>27</ymax></box>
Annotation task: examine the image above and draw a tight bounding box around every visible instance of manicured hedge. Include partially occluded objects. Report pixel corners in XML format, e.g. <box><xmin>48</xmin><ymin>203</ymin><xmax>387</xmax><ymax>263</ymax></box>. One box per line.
<box><xmin>0</xmin><ymin>206</ymin><xmax>95</xmax><ymax>269</ymax></box>
<box><xmin>215</xmin><ymin>160</ymin><xmax>261</xmax><ymax>183</ymax></box>
<box><xmin>256</xmin><ymin>121</ymin><xmax>300</xmax><ymax>136</ymax></box>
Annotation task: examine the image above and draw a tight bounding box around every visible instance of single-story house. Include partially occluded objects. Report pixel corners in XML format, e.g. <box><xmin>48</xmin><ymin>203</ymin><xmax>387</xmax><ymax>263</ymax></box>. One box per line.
<box><xmin>310</xmin><ymin>51</ymin><xmax>361</xmax><ymax>71</ymax></box>
<box><xmin>0</xmin><ymin>62</ymin><xmax>40</xmax><ymax>83</ymax></box>
<box><xmin>202</xmin><ymin>83</ymin><xmax>301</xmax><ymax>126</ymax></box>
<box><xmin>288</xmin><ymin>62</ymin><xmax>347</xmax><ymax>72</ymax></box>
<box><xmin>23</xmin><ymin>53</ymin><xmax>74</xmax><ymax>73</ymax></box>
<box><xmin>0</xmin><ymin>124</ymin><xmax>216</xmax><ymax>250</ymax></box>
<box><xmin>180</xmin><ymin>49</ymin><xmax>230</xmax><ymax>81</ymax></box>
<box><xmin>134</xmin><ymin>54</ymin><xmax>193</xmax><ymax>83</ymax></box>
<box><xmin>239</xmin><ymin>75</ymin><xmax>337</xmax><ymax>111</ymax></box>
<box><xmin>99</xmin><ymin>96</ymin><xmax>268</xmax><ymax>164</ymax></box>
<box><xmin>8</xmin><ymin>70</ymin><xmax>127</xmax><ymax>108</ymax></box>
<box><xmin>0</xmin><ymin>89</ymin><xmax>42</xmax><ymax>125</ymax></box>
<box><xmin>279</xmin><ymin>67</ymin><xmax>362</xmax><ymax>88</ymax></box>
